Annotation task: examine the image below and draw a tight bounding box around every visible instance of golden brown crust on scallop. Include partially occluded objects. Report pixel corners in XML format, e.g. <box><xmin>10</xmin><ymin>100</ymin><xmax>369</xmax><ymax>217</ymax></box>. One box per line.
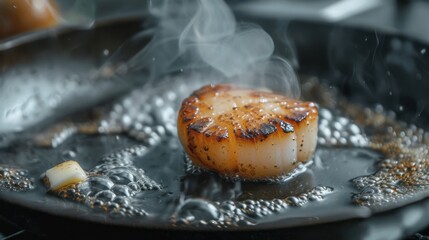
<box><xmin>177</xmin><ymin>84</ymin><xmax>318</xmax><ymax>178</ymax></box>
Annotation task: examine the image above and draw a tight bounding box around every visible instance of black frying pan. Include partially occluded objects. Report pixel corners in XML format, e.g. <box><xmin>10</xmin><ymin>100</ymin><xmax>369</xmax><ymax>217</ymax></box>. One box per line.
<box><xmin>1</xmin><ymin>12</ymin><xmax>429</xmax><ymax>240</ymax></box>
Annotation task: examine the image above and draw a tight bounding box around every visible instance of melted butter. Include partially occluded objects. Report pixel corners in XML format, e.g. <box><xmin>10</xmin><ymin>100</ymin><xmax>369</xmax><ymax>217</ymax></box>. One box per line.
<box><xmin>351</xmin><ymin>108</ymin><xmax>429</xmax><ymax>207</ymax></box>
<box><xmin>0</xmin><ymin>166</ymin><xmax>34</xmax><ymax>192</ymax></box>
<box><xmin>302</xmin><ymin>77</ymin><xmax>429</xmax><ymax>208</ymax></box>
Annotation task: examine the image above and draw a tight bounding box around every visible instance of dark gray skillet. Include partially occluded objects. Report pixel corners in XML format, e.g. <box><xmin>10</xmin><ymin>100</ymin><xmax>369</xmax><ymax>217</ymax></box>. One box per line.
<box><xmin>1</xmin><ymin>14</ymin><xmax>429</xmax><ymax>240</ymax></box>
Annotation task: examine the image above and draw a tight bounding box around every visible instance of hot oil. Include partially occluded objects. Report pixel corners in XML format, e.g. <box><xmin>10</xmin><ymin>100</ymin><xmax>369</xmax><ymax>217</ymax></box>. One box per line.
<box><xmin>0</xmin><ymin>166</ymin><xmax>34</xmax><ymax>191</ymax></box>
<box><xmin>0</xmin><ymin>76</ymin><xmax>427</xmax><ymax>228</ymax></box>
<box><xmin>350</xmin><ymin>106</ymin><xmax>429</xmax><ymax>207</ymax></box>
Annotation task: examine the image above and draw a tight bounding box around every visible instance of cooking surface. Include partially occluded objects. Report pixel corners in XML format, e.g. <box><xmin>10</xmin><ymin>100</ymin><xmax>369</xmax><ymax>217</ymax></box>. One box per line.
<box><xmin>0</xmin><ymin>75</ymin><xmax>428</xmax><ymax>240</ymax></box>
<box><xmin>0</xmin><ymin>81</ymin><xmax>427</xmax><ymax>237</ymax></box>
<box><xmin>2</xmin><ymin>1</ymin><xmax>429</xmax><ymax>239</ymax></box>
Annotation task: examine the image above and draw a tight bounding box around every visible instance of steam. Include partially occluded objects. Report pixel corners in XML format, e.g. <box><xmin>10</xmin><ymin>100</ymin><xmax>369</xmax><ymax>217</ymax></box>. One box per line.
<box><xmin>178</xmin><ymin>0</ymin><xmax>273</xmax><ymax>77</ymax></box>
<box><xmin>112</xmin><ymin>0</ymin><xmax>300</xmax><ymax>98</ymax></box>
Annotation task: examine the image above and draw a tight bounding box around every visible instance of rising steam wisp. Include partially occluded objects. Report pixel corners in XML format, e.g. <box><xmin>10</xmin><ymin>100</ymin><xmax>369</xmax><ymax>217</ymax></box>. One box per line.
<box><xmin>108</xmin><ymin>0</ymin><xmax>300</xmax><ymax>98</ymax></box>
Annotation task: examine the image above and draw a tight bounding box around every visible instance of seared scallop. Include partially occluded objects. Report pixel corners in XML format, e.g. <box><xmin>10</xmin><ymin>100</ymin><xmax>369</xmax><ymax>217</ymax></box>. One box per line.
<box><xmin>177</xmin><ymin>84</ymin><xmax>318</xmax><ymax>180</ymax></box>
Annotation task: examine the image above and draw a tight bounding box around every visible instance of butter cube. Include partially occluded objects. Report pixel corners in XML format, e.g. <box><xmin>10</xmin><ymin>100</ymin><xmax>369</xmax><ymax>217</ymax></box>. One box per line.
<box><xmin>44</xmin><ymin>160</ymin><xmax>87</xmax><ymax>191</ymax></box>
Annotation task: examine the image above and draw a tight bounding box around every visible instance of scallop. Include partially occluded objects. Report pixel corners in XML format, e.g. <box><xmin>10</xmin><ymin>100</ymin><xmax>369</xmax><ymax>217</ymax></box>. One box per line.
<box><xmin>177</xmin><ymin>84</ymin><xmax>318</xmax><ymax>179</ymax></box>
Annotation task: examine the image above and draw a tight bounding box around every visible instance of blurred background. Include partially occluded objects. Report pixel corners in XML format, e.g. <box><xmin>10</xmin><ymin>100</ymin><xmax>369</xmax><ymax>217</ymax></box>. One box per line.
<box><xmin>2</xmin><ymin>0</ymin><xmax>429</xmax><ymax>47</ymax></box>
